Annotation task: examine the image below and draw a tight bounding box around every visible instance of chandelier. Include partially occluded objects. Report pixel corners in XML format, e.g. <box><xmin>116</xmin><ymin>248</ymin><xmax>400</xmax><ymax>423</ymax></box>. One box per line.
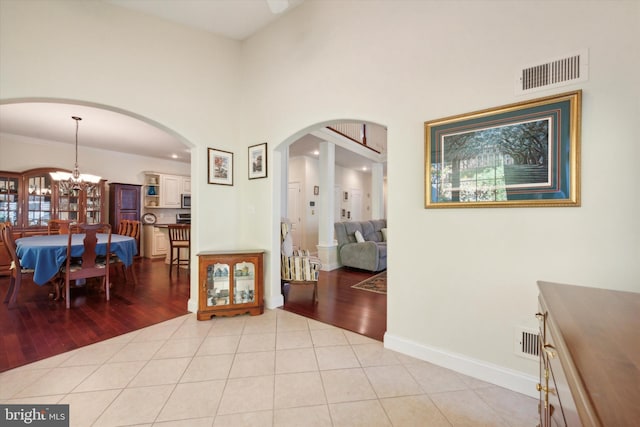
<box><xmin>50</xmin><ymin>116</ymin><xmax>101</xmax><ymax>191</ymax></box>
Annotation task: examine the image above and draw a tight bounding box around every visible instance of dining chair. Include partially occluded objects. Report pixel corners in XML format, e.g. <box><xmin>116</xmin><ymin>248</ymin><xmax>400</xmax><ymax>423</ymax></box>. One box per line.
<box><xmin>112</xmin><ymin>219</ymin><xmax>140</xmax><ymax>285</ymax></box>
<box><xmin>61</xmin><ymin>223</ymin><xmax>112</xmax><ymax>309</ymax></box>
<box><xmin>167</xmin><ymin>224</ymin><xmax>190</xmax><ymax>276</ymax></box>
<box><xmin>1</xmin><ymin>222</ymin><xmax>35</xmax><ymax>308</ymax></box>
<box><xmin>47</xmin><ymin>219</ymin><xmax>75</xmax><ymax>235</ymax></box>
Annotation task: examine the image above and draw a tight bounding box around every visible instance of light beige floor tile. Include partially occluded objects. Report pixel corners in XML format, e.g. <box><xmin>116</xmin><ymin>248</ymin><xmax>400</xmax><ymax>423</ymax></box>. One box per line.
<box><xmin>276</xmin><ymin>314</ymin><xmax>309</xmax><ymax>332</ymax></box>
<box><xmin>380</xmin><ymin>395</ymin><xmax>452</xmax><ymax>426</ymax></box>
<box><xmin>274</xmin><ymin>405</ymin><xmax>332</xmax><ymax>427</ymax></box>
<box><xmin>237</xmin><ymin>333</ymin><xmax>276</xmax><ymax>352</ymax></box>
<box><xmin>213</xmin><ymin>410</ymin><xmax>273</xmax><ymax>427</ymax></box>
<box><xmin>310</xmin><ymin>329</ymin><xmax>348</xmax><ymax>347</ymax></box>
<box><xmin>107</xmin><ymin>340</ymin><xmax>165</xmax><ymax>363</ymax></box>
<box><xmin>430</xmin><ymin>389</ymin><xmax>510</xmax><ymax>426</ymax></box>
<box><xmin>208</xmin><ymin>318</ymin><xmax>246</xmax><ymax>336</ymax></box>
<box><xmin>12</xmin><ymin>351</ymin><xmax>75</xmax><ymax>371</ymax></box>
<box><xmin>129</xmin><ymin>358</ymin><xmax>191</xmax><ymax>387</ymax></box>
<box><xmin>274</xmin><ymin>371</ymin><xmax>326</xmax><ymax>409</ymax></box>
<box><xmin>315</xmin><ymin>345</ymin><xmax>360</xmax><ymax>370</ymax></box>
<box><xmin>172</xmin><ymin>318</ymin><xmax>215</xmax><ymax>338</ymax></box>
<box><xmin>181</xmin><ymin>354</ymin><xmax>234</xmax><ymax>382</ymax></box>
<box><xmin>242</xmin><ymin>319</ymin><xmax>277</xmax><ymax>335</ymax></box>
<box><xmin>228</xmin><ymin>351</ymin><xmax>275</xmax><ymax>378</ymax></box>
<box><xmin>352</xmin><ymin>343</ymin><xmax>401</xmax><ymax>367</ymax></box>
<box><xmin>275</xmin><ymin>330</ymin><xmax>313</xmax><ymax>350</ymax></box>
<box><xmin>217</xmin><ymin>375</ymin><xmax>274</xmax><ymax>415</ymax></box>
<box><xmin>153</xmin><ymin>337</ymin><xmax>205</xmax><ymax>359</ymax></box>
<box><xmin>132</xmin><ymin>318</ymin><xmax>185</xmax><ymax>342</ymax></box>
<box><xmin>405</xmin><ymin>361</ymin><xmax>469</xmax><ymax>393</ymax></box>
<box><xmin>60</xmin><ymin>341</ymin><xmax>127</xmax><ymax>367</ymax></box>
<box><xmin>73</xmin><ymin>360</ymin><xmax>146</xmax><ymax>392</ymax></box>
<box><xmin>329</xmin><ymin>400</ymin><xmax>392</xmax><ymax>427</ymax></box>
<box><xmin>92</xmin><ymin>384</ymin><xmax>174</xmax><ymax>427</ymax></box>
<box><xmin>343</xmin><ymin>330</ymin><xmax>379</xmax><ymax>345</ymax></box>
<box><xmin>457</xmin><ymin>372</ymin><xmax>495</xmax><ymax>389</ymax></box>
<box><xmin>320</xmin><ymin>368</ymin><xmax>377</xmax><ymax>403</ymax></box>
<box><xmin>156</xmin><ymin>379</ymin><xmax>225</xmax><ymax>421</ymax></box>
<box><xmin>3</xmin><ymin>395</ymin><xmax>65</xmax><ymax>404</ymax></box>
<box><xmin>307</xmin><ymin>318</ymin><xmax>334</xmax><ymax>330</ymax></box>
<box><xmin>475</xmin><ymin>386</ymin><xmax>539</xmax><ymax>426</ymax></box>
<box><xmin>154</xmin><ymin>417</ymin><xmax>214</xmax><ymax>426</ymax></box>
<box><xmin>15</xmin><ymin>365</ymin><xmax>98</xmax><ymax>398</ymax></box>
<box><xmin>364</xmin><ymin>365</ymin><xmax>423</xmax><ymax>398</ymax></box>
<box><xmin>275</xmin><ymin>348</ymin><xmax>318</xmax><ymax>374</ymax></box>
<box><xmin>196</xmin><ymin>335</ymin><xmax>241</xmax><ymax>356</ymax></box>
<box><xmin>0</xmin><ymin>368</ymin><xmax>51</xmax><ymax>399</ymax></box>
<box><xmin>59</xmin><ymin>389</ymin><xmax>121</xmax><ymax>426</ymax></box>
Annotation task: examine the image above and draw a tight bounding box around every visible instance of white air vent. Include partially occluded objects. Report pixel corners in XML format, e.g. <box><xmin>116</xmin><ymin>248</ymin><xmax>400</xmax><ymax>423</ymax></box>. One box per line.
<box><xmin>516</xmin><ymin>49</ymin><xmax>588</xmax><ymax>95</ymax></box>
<box><xmin>514</xmin><ymin>326</ymin><xmax>540</xmax><ymax>360</ymax></box>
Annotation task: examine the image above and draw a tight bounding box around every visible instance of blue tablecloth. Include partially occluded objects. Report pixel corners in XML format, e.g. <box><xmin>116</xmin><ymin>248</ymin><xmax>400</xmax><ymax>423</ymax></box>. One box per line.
<box><xmin>16</xmin><ymin>234</ymin><xmax>137</xmax><ymax>285</ymax></box>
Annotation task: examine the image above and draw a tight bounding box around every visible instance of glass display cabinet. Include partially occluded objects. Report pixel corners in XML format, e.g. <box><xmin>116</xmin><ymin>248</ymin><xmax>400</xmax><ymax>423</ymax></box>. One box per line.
<box><xmin>197</xmin><ymin>250</ymin><xmax>264</xmax><ymax>320</ymax></box>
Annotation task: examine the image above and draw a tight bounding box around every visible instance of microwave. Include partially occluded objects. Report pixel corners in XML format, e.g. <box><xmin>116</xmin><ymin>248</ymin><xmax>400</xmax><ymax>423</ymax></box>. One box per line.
<box><xmin>181</xmin><ymin>194</ymin><xmax>191</xmax><ymax>209</ymax></box>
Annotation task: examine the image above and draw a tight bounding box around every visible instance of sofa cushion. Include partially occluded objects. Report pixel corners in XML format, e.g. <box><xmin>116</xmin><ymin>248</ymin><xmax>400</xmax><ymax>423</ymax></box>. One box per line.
<box><xmin>354</xmin><ymin>230</ymin><xmax>365</xmax><ymax>242</ymax></box>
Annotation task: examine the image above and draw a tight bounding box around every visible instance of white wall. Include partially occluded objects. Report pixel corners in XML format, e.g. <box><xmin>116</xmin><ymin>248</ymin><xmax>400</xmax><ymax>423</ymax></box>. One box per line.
<box><xmin>2</xmin><ymin>0</ymin><xmax>639</xmax><ymax>397</ymax></box>
<box><xmin>238</xmin><ymin>0</ymin><xmax>640</xmax><ymax>395</ymax></box>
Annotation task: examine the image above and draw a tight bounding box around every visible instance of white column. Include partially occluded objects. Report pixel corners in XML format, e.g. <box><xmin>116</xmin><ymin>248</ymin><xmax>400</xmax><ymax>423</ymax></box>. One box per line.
<box><xmin>370</xmin><ymin>162</ymin><xmax>385</xmax><ymax>219</ymax></box>
<box><xmin>317</xmin><ymin>141</ymin><xmax>339</xmax><ymax>270</ymax></box>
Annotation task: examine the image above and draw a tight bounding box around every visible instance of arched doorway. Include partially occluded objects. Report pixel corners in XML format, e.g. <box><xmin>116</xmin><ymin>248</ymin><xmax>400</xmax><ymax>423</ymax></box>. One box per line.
<box><xmin>271</xmin><ymin>119</ymin><xmax>387</xmax><ymax>340</ymax></box>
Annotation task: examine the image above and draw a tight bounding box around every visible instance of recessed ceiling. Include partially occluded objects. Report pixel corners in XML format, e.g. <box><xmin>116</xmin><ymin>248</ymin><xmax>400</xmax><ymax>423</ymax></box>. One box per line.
<box><xmin>105</xmin><ymin>0</ymin><xmax>305</xmax><ymax>41</ymax></box>
<box><xmin>0</xmin><ymin>102</ymin><xmax>190</xmax><ymax>163</ymax></box>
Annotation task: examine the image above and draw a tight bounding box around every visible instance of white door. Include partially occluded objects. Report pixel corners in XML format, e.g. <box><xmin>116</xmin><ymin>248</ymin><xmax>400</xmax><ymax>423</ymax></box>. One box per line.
<box><xmin>287</xmin><ymin>182</ymin><xmax>302</xmax><ymax>249</ymax></box>
<box><xmin>350</xmin><ymin>189</ymin><xmax>362</xmax><ymax>220</ymax></box>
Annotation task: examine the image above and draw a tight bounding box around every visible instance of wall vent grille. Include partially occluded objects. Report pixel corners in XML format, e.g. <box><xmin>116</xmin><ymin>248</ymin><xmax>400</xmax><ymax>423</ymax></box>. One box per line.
<box><xmin>516</xmin><ymin>49</ymin><xmax>588</xmax><ymax>94</ymax></box>
<box><xmin>514</xmin><ymin>326</ymin><xmax>539</xmax><ymax>360</ymax></box>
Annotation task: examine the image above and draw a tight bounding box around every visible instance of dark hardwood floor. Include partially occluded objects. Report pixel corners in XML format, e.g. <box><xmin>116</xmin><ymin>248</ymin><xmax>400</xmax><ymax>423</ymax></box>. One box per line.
<box><xmin>0</xmin><ymin>260</ymin><xmax>386</xmax><ymax>373</ymax></box>
<box><xmin>282</xmin><ymin>267</ymin><xmax>387</xmax><ymax>341</ymax></box>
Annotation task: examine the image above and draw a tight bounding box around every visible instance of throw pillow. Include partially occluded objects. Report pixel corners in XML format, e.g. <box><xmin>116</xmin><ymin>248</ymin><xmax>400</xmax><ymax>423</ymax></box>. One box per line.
<box><xmin>282</xmin><ymin>232</ymin><xmax>294</xmax><ymax>256</ymax></box>
<box><xmin>354</xmin><ymin>230</ymin><xmax>365</xmax><ymax>243</ymax></box>
<box><xmin>381</xmin><ymin>228</ymin><xmax>387</xmax><ymax>242</ymax></box>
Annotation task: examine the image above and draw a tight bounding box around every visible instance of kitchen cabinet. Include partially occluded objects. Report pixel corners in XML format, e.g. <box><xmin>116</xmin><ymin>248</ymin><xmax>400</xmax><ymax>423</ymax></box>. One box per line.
<box><xmin>143</xmin><ymin>224</ymin><xmax>168</xmax><ymax>258</ymax></box>
<box><xmin>197</xmin><ymin>250</ymin><xmax>264</xmax><ymax>320</ymax></box>
<box><xmin>144</xmin><ymin>172</ymin><xmax>189</xmax><ymax>208</ymax></box>
<box><xmin>109</xmin><ymin>183</ymin><xmax>142</xmax><ymax>253</ymax></box>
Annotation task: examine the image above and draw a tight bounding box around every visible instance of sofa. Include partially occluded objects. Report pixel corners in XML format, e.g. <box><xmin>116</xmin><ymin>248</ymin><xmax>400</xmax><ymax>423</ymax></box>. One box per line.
<box><xmin>334</xmin><ymin>219</ymin><xmax>387</xmax><ymax>272</ymax></box>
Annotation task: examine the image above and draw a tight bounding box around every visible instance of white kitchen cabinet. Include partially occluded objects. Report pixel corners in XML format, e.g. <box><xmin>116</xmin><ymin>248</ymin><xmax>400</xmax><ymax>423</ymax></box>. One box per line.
<box><xmin>143</xmin><ymin>225</ymin><xmax>168</xmax><ymax>258</ymax></box>
<box><xmin>160</xmin><ymin>174</ymin><xmax>181</xmax><ymax>208</ymax></box>
<box><xmin>181</xmin><ymin>177</ymin><xmax>191</xmax><ymax>194</ymax></box>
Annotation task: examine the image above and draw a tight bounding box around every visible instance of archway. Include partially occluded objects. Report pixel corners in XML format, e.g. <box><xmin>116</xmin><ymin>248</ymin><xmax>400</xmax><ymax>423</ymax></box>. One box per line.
<box><xmin>269</xmin><ymin>119</ymin><xmax>387</xmax><ymax>339</ymax></box>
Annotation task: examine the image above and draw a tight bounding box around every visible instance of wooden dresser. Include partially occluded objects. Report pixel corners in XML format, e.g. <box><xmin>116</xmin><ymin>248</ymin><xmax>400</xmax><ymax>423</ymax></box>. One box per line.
<box><xmin>537</xmin><ymin>281</ymin><xmax>640</xmax><ymax>426</ymax></box>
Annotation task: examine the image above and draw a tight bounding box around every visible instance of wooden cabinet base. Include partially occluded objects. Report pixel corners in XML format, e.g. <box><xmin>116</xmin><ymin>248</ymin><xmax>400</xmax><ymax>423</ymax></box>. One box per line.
<box><xmin>197</xmin><ymin>305</ymin><xmax>264</xmax><ymax>320</ymax></box>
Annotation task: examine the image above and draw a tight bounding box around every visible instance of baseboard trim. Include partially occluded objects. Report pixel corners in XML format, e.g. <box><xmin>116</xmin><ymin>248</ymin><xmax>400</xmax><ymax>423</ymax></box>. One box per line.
<box><xmin>265</xmin><ymin>293</ymin><xmax>284</xmax><ymax>310</ymax></box>
<box><xmin>384</xmin><ymin>332</ymin><xmax>538</xmax><ymax>398</ymax></box>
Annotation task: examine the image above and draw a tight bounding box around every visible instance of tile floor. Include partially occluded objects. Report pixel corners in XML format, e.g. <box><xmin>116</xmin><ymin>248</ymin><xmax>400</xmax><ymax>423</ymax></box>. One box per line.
<box><xmin>0</xmin><ymin>309</ymin><xmax>538</xmax><ymax>426</ymax></box>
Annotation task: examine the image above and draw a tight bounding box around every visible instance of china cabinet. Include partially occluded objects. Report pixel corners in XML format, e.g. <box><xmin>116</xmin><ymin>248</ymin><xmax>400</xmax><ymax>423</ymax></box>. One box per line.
<box><xmin>197</xmin><ymin>250</ymin><xmax>264</xmax><ymax>320</ymax></box>
<box><xmin>109</xmin><ymin>183</ymin><xmax>142</xmax><ymax>253</ymax></box>
<box><xmin>0</xmin><ymin>167</ymin><xmax>107</xmax><ymax>275</ymax></box>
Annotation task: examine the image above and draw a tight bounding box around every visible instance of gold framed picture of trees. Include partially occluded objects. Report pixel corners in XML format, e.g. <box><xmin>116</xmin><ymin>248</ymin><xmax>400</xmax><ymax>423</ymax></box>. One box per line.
<box><xmin>425</xmin><ymin>90</ymin><xmax>581</xmax><ymax>208</ymax></box>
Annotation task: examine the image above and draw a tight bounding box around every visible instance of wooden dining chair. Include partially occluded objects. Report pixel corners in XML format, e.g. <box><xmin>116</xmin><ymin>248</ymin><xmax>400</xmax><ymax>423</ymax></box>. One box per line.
<box><xmin>61</xmin><ymin>223</ymin><xmax>112</xmax><ymax>309</ymax></box>
<box><xmin>167</xmin><ymin>224</ymin><xmax>190</xmax><ymax>276</ymax></box>
<box><xmin>47</xmin><ymin>219</ymin><xmax>75</xmax><ymax>235</ymax></box>
<box><xmin>112</xmin><ymin>219</ymin><xmax>140</xmax><ymax>285</ymax></box>
<box><xmin>1</xmin><ymin>222</ymin><xmax>35</xmax><ymax>308</ymax></box>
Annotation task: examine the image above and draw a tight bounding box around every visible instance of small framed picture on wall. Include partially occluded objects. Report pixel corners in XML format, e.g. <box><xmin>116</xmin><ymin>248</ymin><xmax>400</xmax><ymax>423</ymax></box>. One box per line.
<box><xmin>248</xmin><ymin>142</ymin><xmax>267</xmax><ymax>179</ymax></box>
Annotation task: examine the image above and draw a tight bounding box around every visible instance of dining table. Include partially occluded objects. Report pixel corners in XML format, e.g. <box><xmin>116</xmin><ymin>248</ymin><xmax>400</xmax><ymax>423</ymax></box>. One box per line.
<box><xmin>16</xmin><ymin>233</ymin><xmax>138</xmax><ymax>286</ymax></box>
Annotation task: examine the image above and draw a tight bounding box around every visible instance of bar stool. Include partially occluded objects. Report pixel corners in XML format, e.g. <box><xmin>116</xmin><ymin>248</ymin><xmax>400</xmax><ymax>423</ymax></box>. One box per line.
<box><xmin>168</xmin><ymin>224</ymin><xmax>190</xmax><ymax>276</ymax></box>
